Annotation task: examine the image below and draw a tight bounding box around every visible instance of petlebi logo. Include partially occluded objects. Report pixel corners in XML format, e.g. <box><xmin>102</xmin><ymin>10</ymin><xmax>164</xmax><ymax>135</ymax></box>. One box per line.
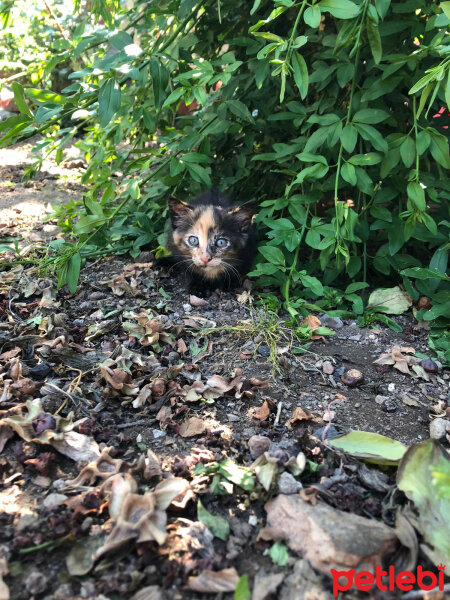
<box><xmin>331</xmin><ymin>564</ymin><xmax>446</xmax><ymax>596</ymax></box>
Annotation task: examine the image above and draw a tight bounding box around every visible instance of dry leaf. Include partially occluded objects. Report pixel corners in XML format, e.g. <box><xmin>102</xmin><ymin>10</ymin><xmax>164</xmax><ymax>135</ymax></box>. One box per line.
<box><xmin>179</xmin><ymin>417</ymin><xmax>206</xmax><ymax>438</ymax></box>
<box><xmin>251</xmin><ymin>400</ymin><xmax>270</xmax><ymax>422</ymax></box>
<box><xmin>187</xmin><ymin>568</ymin><xmax>239</xmax><ymax>593</ymax></box>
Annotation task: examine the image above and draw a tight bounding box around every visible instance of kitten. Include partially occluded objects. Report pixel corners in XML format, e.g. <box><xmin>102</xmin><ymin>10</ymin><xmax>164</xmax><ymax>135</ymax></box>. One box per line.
<box><xmin>166</xmin><ymin>190</ymin><xmax>256</xmax><ymax>294</ymax></box>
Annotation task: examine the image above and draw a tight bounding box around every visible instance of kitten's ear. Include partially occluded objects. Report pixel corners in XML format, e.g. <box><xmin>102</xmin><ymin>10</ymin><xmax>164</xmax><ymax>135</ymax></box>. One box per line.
<box><xmin>168</xmin><ymin>196</ymin><xmax>192</xmax><ymax>226</ymax></box>
<box><xmin>228</xmin><ymin>202</ymin><xmax>256</xmax><ymax>232</ymax></box>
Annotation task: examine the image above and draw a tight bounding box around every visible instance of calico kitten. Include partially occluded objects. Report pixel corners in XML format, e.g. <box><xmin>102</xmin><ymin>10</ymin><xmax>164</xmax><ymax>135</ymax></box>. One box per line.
<box><xmin>166</xmin><ymin>190</ymin><xmax>256</xmax><ymax>294</ymax></box>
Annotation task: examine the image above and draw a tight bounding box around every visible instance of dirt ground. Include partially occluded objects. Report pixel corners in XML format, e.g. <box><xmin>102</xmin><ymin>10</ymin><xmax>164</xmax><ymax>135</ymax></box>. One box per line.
<box><xmin>0</xmin><ymin>143</ymin><xmax>449</xmax><ymax>600</ymax></box>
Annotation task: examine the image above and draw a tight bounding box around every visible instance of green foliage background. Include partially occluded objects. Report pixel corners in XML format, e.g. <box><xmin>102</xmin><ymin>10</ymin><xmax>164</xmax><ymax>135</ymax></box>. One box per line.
<box><xmin>1</xmin><ymin>0</ymin><xmax>449</xmax><ymax>360</ymax></box>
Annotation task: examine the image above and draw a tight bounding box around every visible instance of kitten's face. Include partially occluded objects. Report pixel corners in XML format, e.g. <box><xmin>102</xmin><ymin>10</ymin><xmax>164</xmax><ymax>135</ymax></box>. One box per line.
<box><xmin>169</xmin><ymin>199</ymin><xmax>254</xmax><ymax>279</ymax></box>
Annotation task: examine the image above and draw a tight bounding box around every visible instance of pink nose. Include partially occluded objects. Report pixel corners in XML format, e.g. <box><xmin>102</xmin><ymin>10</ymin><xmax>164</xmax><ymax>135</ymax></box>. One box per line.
<box><xmin>200</xmin><ymin>256</ymin><xmax>210</xmax><ymax>265</ymax></box>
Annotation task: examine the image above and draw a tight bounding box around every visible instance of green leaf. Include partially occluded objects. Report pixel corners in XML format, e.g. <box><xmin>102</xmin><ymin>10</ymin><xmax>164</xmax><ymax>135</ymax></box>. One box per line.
<box><xmin>73</xmin><ymin>215</ymin><xmax>107</xmax><ymax>235</ymax></box>
<box><xmin>234</xmin><ymin>575</ymin><xmax>250</xmax><ymax>600</ymax></box>
<box><xmin>150</xmin><ymin>57</ymin><xmax>168</xmax><ymax>110</ymax></box>
<box><xmin>328</xmin><ymin>431</ymin><xmax>407</xmax><ymax>465</ymax></box>
<box><xmin>11</xmin><ymin>83</ymin><xmax>33</xmax><ymax>118</ymax></box>
<box><xmin>397</xmin><ymin>440</ymin><xmax>450</xmax><ymax>565</ymax></box>
<box><xmin>400</xmin><ymin>268</ymin><xmax>450</xmax><ymax>282</ymax></box>
<box><xmin>348</xmin><ymin>152</ymin><xmax>382</xmax><ymax>165</ymax></box>
<box><xmin>186</xmin><ymin>163</ymin><xmax>211</xmax><ymax>187</ymax></box>
<box><xmin>353</xmin><ymin>108</ymin><xmax>390</xmax><ymax>124</ymax></box>
<box><xmin>341</xmin><ymin>162</ymin><xmax>357</xmax><ymax>185</ymax></box>
<box><xmin>226</xmin><ymin>100</ymin><xmax>254</xmax><ymax>122</ymax></box>
<box><xmin>429</xmin><ymin>132</ymin><xmax>450</xmax><ymax>169</ymax></box>
<box><xmin>197</xmin><ymin>500</ymin><xmax>230</xmax><ymax>541</ymax></box>
<box><xmin>300</xmin><ymin>273</ymin><xmax>323</xmax><ymax>296</ymax></box>
<box><xmin>406</xmin><ymin>181</ymin><xmax>425</xmax><ymax>212</ymax></box>
<box><xmin>98</xmin><ymin>79</ymin><xmax>121</xmax><ymax>127</ymax></box>
<box><xmin>354</xmin><ymin>123</ymin><xmax>388</xmax><ymax>153</ymax></box>
<box><xmin>25</xmin><ymin>88</ymin><xmax>67</xmax><ymax>105</ymax></box>
<box><xmin>66</xmin><ymin>252</ymin><xmax>81</xmax><ymax>294</ymax></box>
<box><xmin>304</xmin><ymin>5</ymin><xmax>321</xmax><ymax>28</ymax></box>
<box><xmin>400</xmin><ymin>136</ymin><xmax>415</xmax><ymax>168</ymax></box>
<box><xmin>269</xmin><ymin>541</ymin><xmax>289</xmax><ymax>566</ymax></box>
<box><xmin>345</xmin><ymin>281</ymin><xmax>369</xmax><ymax>294</ymax></box>
<box><xmin>162</xmin><ymin>87</ymin><xmax>185</xmax><ymax>108</ymax></box>
<box><xmin>366</xmin><ymin>17</ymin><xmax>382</xmax><ymax>64</ymax></box>
<box><xmin>441</xmin><ymin>1</ymin><xmax>450</xmax><ymax>19</ymax></box>
<box><xmin>318</xmin><ymin>0</ymin><xmax>359</xmax><ymax>19</ymax></box>
<box><xmin>259</xmin><ymin>245</ymin><xmax>285</xmax><ymax>266</ymax></box>
<box><xmin>341</xmin><ymin>124</ymin><xmax>357</xmax><ymax>152</ymax></box>
<box><xmin>375</xmin><ymin>0</ymin><xmax>390</xmax><ymax>19</ymax></box>
<box><xmin>416</xmin><ymin>130</ymin><xmax>430</xmax><ymax>155</ymax></box>
<box><xmin>291</xmin><ymin>52</ymin><xmax>308</xmax><ymax>100</ymax></box>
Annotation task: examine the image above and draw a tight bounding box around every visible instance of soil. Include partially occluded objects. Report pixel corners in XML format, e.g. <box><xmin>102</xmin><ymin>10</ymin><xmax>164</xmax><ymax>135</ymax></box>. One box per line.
<box><xmin>0</xmin><ymin>143</ymin><xmax>449</xmax><ymax>600</ymax></box>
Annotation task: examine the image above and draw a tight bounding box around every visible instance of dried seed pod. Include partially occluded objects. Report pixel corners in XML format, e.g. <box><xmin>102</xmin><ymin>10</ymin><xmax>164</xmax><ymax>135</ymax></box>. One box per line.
<box><xmin>341</xmin><ymin>369</ymin><xmax>364</xmax><ymax>387</ymax></box>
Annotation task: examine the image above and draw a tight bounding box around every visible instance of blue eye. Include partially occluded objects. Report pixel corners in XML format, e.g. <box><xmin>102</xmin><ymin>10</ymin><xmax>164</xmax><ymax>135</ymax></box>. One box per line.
<box><xmin>216</xmin><ymin>238</ymin><xmax>228</xmax><ymax>248</ymax></box>
<box><xmin>187</xmin><ymin>236</ymin><xmax>199</xmax><ymax>247</ymax></box>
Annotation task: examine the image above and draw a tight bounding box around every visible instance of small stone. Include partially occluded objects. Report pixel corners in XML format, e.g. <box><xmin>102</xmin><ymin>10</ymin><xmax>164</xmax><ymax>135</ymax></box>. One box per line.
<box><xmin>189</xmin><ymin>294</ymin><xmax>207</xmax><ymax>307</ymax></box>
<box><xmin>315</xmin><ymin>360</ymin><xmax>323</xmax><ymax>369</ymax></box>
<box><xmin>380</xmin><ymin>399</ymin><xmax>397</xmax><ymax>413</ymax></box>
<box><xmin>90</xmin><ymin>292</ymin><xmax>107</xmax><ymax>300</ymax></box>
<box><xmin>73</xmin><ymin>318</ymin><xmax>84</xmax><ymax>328</ymax></box>
<box><xmin>322</xmin><ymin>361</ymin><xmax>334</xmax><ymax>375</ymax></box>
<box><xmin>258</xmin><ymin>344</ymin><xmax>270</xmax><ymax>357</ymax></box>
<box><xmin>354</xmin><ymin>402</ymin><xmax>361</xmax><ymax>408</ymax></box>
<box><xmin>33</xmin><ymin>475</ymin><xmax>51</xmax><ymax>488</ymax></box>
<box><xmin>227</xmin><ymin>413</ymin><xmax>240</xmax><ymax>422</ymax></box>
<box><xmin>348</xmin><ymin>334</ymin><xmax>361</xmax><ymax>341</ymax></box>
<box><xmin>30</xmin><ymin>362</ymin><xmax>51</xmax><ymax>381</ymax></box>
<box><xmin>375</xmin><ymin>395</ymin><xmax>389</xmax><ymax>405</ymax></box>
<box><xmin>318</xmin><ymin>314</ymin><xmax>344</xmax><ymax>330</ymax></box>
<box><xmin>420</xmin><ymin>359</ymin><xmax>439</xmax><ymax>374</ymax></box>
<box><xmin>168</xmin><ymin>351</ymin><xmax>180</xmax><ymax>363</ymax></box>
<box><xmin>248</xmin><ymin>435</ymin><xmax>270</xmax><ymax>459</ymax></box>
<box><xmin>52</xmin><ymin>479</ymin><xmax>66</xmax><ymax>490</ymax></box>
<box><xmin>152</xmin><ymin>429</ymin><xmax>166</xmax><ymax>439</ymax></box>
<box><xmin>182</xmin><ymin>303</ymin><xmax>192</xmax><ymax>313</ymax></box>
<box><xmin>334</xmin><ymin>365</ymin><xmax>345</xmax><ymax>378</ymax></box>
<box><xmin>25</xmin><ymin>570</ymin><xmax>49</xmax><ymax>595</ymax></box>
<box><xmin>43</xmin><ymin>493</ymin><xmax>68</xmax><ymax>509</ymax></box>
<box><xmin>278</xmin><ymin>472</ymin><xmax>302</xmax><ymax>495</ymax></box>
<box><xmin>80</xmin><ymin>517</ymin><xmax>93</xmax><ymax>533</ymax></box>
<box><xmin>387</xmin><ymin>383</ymin><xmax>396</xmax><ymax>393</ymax></box>
<box><xmin>429</xmin><ymin>418</ymin><xmax>449</xmax><ymax>440</ymax></box>
<box><xmin>248</xmin><ymin>515</ymin><xmax>258</xmax><ymax>527</ymax></box>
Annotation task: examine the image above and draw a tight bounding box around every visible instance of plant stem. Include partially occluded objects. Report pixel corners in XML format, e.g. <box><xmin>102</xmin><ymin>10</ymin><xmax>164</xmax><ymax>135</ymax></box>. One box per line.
<box><xmin>413</xmin><ymin>95</ymin><xmax>419</xmax><ymax>181</ymax></box>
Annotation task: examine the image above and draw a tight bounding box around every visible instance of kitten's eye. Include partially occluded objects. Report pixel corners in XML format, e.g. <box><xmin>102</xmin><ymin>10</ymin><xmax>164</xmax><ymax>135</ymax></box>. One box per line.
<box><xmin>187</xmin><ymin>236</ymin><xmax>199</xmax><ymax>247</ymax></box>
<box><xmin>216</xmin><ymin>238</ymin><xmax>229</xmax><ymax>248</ymax></box>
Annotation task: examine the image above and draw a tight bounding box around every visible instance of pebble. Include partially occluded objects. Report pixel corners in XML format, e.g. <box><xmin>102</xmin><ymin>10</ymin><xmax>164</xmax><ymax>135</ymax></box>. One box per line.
<box><xmin>380</xmin><ymin>399</ymin><xmax>397</xmax><ymax>412</ymax></box>
<box><xmin>388</xmin><ymin>383</ymin><xmax>396</xmax><ymax>393</ymax></box>
<box><xmin>168</xmin><ymin>351</ymin><xmax>180</xmax><ymax>363</ymax></box>
<box><xmin>318</xmin><ymin>314</ymin><xmax>344</xmax><ymax>330</ymax></box>
<box><xmin>90</xmin><ymin>292</ymin><xmax>107</xmax><ymax>300</ymax></box>
<box><xmin>315</xmin><ymin>360</ymin><xmax>323</xmax><ymax>369</ymax></box>
<box><xmin>429</xmin><ymin>418</ymin><xmax>449</xmax><ymax>440</ymax></box>
<box><xmin>248</xmin><ymin>435</ymin><xmax>270</xmax><ymax>459</ymax></box>
<box><xmin>257</xmin><ymin>344</ymin><xmax>270</xmax><ymax>357</ymax></box>
<box><xmin>152</xmin><ymin>429</ymin><xmax>166</xmax><ymax>439</ymax></box>
<box><xmin>375</xmin><ymin>395</ymin><xmax>389</xmax><ymax>405</ymax></box>
<box><xmin>348</xmin><ymin>334</ymin><xmax>361</xmax><ymax>341</ymax></box>
<box><xmin>81</xmin><ymin>517</ymin><xmax>93</xmax><ymax>533</ymax></box>
<box><xmin>182</xmin><ymin>303</ymin><xmax>192</xmax><ymax>313</ymax></box>
<box><xmin>43</xmin><ymin>493</ymin><xmax>68</xmax><ymax>509</ymax></box>
<box><xmin>248</xmin><ymin>515</ymin><xmax>258</xmax><ymax>527</ymax></box>
<box><xmin>322</xmin><ymin>361</ymin><xmax>334</xmax><ymax>375</ymax></box>
<box><xmin>278</xmin><ymin>472</ymin><xmax>303</xmax><ymax>494</ymax></box>
<box><xmin>25</xmin><ymin>570</ymin><xmax>48</xmax><ymax>595</ymax></box>
<box><xmin>72</xmin><ymin>318</ymin><xmax>84</xmax><ymax>328</ymax></box>
<box><xmin>227</xmin><ymin>414</ymin><xmax>240</xmax><ymax>422</ymax></box>
<box><xmin>354</xmin><ymin>402</ymin><xmax>361</xmax><ymax>408</ymax></box>
<box><xmin>312</xmin><ymin>425</ymin><xmax>339</xmax><ymax>440</ymax></box>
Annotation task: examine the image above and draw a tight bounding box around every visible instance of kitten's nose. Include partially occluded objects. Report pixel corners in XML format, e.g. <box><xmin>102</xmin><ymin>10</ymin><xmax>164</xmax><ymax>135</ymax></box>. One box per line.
<box><xmin>200</xmin><ymin>255</ymin><xmax>210</xmax><ymax>265</ymax></box>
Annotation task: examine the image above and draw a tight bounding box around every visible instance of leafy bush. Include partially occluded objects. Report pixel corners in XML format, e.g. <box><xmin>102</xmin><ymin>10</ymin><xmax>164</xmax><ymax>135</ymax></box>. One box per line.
<box><xmin>1</xmin><ymin>0</ymin><xmax>449</xmax><ymax>360</ymax></box>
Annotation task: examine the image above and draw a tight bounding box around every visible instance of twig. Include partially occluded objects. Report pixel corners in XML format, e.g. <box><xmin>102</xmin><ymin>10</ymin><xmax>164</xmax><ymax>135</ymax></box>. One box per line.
<box><xmin>402</xmin><ymin>584</ymin><xmax>450</xmax><ymax>599</ymax></box>
<box><xmin>117</xmin><ymin>418</ymin><xmax>157</xmax><ymax>430</ymax></box>
<box><xmin>42</xmin><ymin>0</ymin><xmax>69</xmax><ymax>41</ymax></box>
<box><xmin>274</xmin><ymin>401</ymin><xmax>283</xmax><ymax>426</ymax></box>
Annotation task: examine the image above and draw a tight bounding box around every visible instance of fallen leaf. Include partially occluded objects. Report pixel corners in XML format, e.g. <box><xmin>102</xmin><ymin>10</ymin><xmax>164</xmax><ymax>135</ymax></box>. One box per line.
<box><xmin>197</xmin><ymin>500</ymin><xmax>230</xmax><ymax>541</ymax></box>
<box><xmin>373</xmin><ymin>345</ymin><xmax>417</xmax><ymax>376</ymax></box>
<box><xmin>251</xmin><ymin>400</ymin><xmax>270</xmax><ymax>422</ymax></box>
<box><xmin>327</xmin><ymin>431</ymin><xmax>407</xmax><ymax>465</ymax></box>
<box><xmin>368</xmin><ymin>286</ymin><xmax>412</xmax><ymax>314</ymax></box>
<box><xmin>285</xmin><ymin>407</ymin><xmax>321</xmax><ymax>429</ymax></box>
<box><xmin>187</xmin><ymin>567</ymin><xmax>240</xmax><ymax>593</ymax></box>
<box><xmin>260</xmin><ymin>495</ymin><xmax>397</xmax><ymax>575</ymax></box>
<box><xmin>179</xmin><ymin>417</ymin><xmax>206</xmax><ymax>438</ymax></box>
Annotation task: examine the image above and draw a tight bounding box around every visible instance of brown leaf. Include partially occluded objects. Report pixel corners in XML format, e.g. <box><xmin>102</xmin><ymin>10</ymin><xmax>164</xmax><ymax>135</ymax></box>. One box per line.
<box><xmin>179</xmin><ymin>417</ymin><xmax>206</xmax><ymax>438</ymax></box>
<box><xmin>251</xmin><ymin>400</ymin><xmax>270</xmax><ymax>422</ymax></box>
<box><xmin>187</xmin><ymin>567</ymin><xmax>239</xmax><ymax>593</ymax></box>
<box><xmin>285</xmin><ymin>407</ymin><xmax>321</xmax><ymax>429</ymax></box>
<box><xmin>177</xmin><ymin>338</ymin><xmax>188</xmax><ymax>354</ymax></box>
<box><xmin>100</xmin><ymin>366</ymin><xmax>131</xmax><ymax>390</ymax></box>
